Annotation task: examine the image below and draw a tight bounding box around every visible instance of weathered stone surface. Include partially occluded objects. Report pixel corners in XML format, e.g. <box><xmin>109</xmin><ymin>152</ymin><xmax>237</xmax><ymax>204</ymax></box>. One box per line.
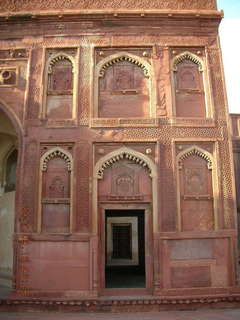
<box><xmin>0</xmin><ymin>0</ymin><xmax>217</xmax><ymax>12</ymax></box>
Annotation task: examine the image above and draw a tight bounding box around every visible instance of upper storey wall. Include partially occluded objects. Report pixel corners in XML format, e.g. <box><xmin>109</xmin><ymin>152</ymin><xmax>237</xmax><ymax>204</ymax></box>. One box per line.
<box><xmin>0</xmin><ymin>0</ymin><xmax>217</xmax><ymax>12</ymax></box>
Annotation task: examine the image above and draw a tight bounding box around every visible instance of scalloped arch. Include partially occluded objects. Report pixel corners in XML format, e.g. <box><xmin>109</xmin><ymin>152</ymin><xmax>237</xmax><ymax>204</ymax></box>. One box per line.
<box><xmin>172</xmin><ymin>52</ymin><xmax>203</xmax><ymax>72</ymax></box>
<box><xmin>95</xmin><ymin>147</ymin><xmax>156</xmax><ymax>179</ymax></box>
<box><xmin>40</xmin><ymin>147</ymin><xmax>73</xmax><ymax>171</ymax></box>
<box><xmin>177</xmin><ymin>146</ymin><xmax>213</xmax><ymax>170</ymax></box>
<box><xmin>97</xmin><ymin>52</ymin><xmax>151</xmax><ymax>78</ymax></box>
<box><xmin>47</xmin><ymin>52</ymin><xmax>75</xmax><ymax>74</ymax></box>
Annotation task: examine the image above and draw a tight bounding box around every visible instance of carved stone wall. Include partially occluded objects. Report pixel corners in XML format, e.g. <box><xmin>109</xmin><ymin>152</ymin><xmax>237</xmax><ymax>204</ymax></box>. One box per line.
<box><xmin>0</xmin><ymin>0</ymin><xmax>217</xmax><ymax>12</ymax></box>
<box><xmin>0</xmin><ymin>1</ymin><xmax>237</xmax><ymax>300</ymax></box>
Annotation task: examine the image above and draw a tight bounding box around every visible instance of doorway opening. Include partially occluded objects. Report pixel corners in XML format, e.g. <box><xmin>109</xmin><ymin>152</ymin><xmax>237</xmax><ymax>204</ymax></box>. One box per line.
<box><xmin>0</xmin><ymin>108</ymin><xmax>18</xmax><ymax>297</ymax></box>
<box><xmin>105</xmin><ymin>209</ymin><xmax>145</xmax><ymax>289</ymax></box>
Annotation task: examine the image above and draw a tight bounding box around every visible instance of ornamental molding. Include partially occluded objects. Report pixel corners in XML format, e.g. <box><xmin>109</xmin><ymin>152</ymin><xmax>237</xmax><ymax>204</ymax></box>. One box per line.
<box><xmin>0</xmin><ymin>0</ymin><xmax>217</xmax><ymax>12</ymax></box>
<box><xmin>40</xmin><ymin>147</ymin><xmax>73</xmax><ymax>171</ymax></box>
<box><xmin>172</xmin><ymin>51</ymin><xmax>203</xmax><ymax>72</ymax></box>
<box><xmin>47</xmin><ymin>52</ymin><xmax>75</xmax><ymax>74</ymax></box>
<box><xmin>178</xmin><ymin>146</ymin><xmax>213</xmax><ymax>170</ymax></box>
<box><xmin>95</xmin><ymin>147</ymin><xmax>156</xmax><ymax>179</ymax></box>
<box><xmin>0</xmin><ymin>295</ymin><xmax>238</xmax><ymax>308</ymax></box>
<box><xmin>97</xmin><ymin>52</ymin><xmax>151</xmax><ymax>78</ymax></box>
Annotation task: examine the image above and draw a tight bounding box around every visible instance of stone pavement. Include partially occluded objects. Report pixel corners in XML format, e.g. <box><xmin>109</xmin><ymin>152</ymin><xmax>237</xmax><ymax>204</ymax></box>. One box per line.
<box><xmin>1</xmin><ymin>309</ymin><xmax>240</xmax><ymax>320</ymax></box>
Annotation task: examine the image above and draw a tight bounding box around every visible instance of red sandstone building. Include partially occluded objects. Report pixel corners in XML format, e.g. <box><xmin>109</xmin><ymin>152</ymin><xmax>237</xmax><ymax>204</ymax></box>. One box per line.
<box><xmin>0</xmin><ymin>0</ymin><xmax>239</xmax><ymax>309</ymax></box>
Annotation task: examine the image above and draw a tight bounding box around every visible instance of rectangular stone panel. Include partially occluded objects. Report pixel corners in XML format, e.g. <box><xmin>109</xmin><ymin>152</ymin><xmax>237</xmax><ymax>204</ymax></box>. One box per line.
<box><xmin>42</xmin><ymin>203</ymin><xmax>70</xmax><ymax>233</ymax></box>
<box><xmin>27</xmin><ymin>241</ymin><xmax>90</xmax><ymax>291</ymax></box>
<box><xmin>47</xmin><ymin>95</ymin><xmax>72</xmax><ymax>119</ymax></box>
<box><xmin>176</xmin><ymin>92</ymin><xmax>205</xmax><ymax>118</ymax></box>
<box><xmin>170</xmin><ymin>239</ymin><xmax>213</xmax><ymax>260</ymax></box>
<box><xmin>171</xmin><ymin>266</ymin><xmax>211</xmax><ymax>288</ymax></box>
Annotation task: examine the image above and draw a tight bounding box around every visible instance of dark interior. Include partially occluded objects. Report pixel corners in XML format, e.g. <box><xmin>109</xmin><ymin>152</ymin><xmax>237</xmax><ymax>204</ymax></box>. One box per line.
<box><xmin>105</xmin><ymin>209</ymin><xmax>145</xmax><ymax>288</ymax></box>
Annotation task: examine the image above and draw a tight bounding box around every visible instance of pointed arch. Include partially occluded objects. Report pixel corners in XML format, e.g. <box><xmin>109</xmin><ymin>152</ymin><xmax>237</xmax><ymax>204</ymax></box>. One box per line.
<box><xmin>92</xmin><ymin>147</ymin><xmax>158</xmax><ymax>234</ymax></box>
<box><xmin>42</xmin><ymin>51</ymin><xmax>77</xmax><ymax>120</ymax></box>
<box><xmin>0</xmin><ymin>101</ymin><xmax>20</xmax><ymax>290</ymax></box>
<box><xmin>47</xmin><ymin>52</ymin><xmax>75</xmax><ymax>74</ymax></box>
<box><xmin>172</xmin><ymin>51</ymin><xmax>204</xmax><ymax>72</ymax></box>
<box><xmin>95</xmin><ymin>147</ymin><xmax>156</xmax><ymax>179</ymax></box>
<box><xmin>177</xmin><ymin>145</ymin><xmax>213</xmax><ymax>170</ymax></box>
<box><xmin>0</xmin><ymin>99</ymin><xmax>23</xmax><ymax>138</ymax></box>
<box><xmin>38</xmin><ymin>147</ymin><xmax>73</xmax><ymax>233</ymax></box>
<box><xmin>176</xmin><ymin>145</ymin><xmax>217</xmax><ymax>232</ymax></box>
<box><xmin>93</xmin><ymin>52</ymin><xmax>156</xmax><ymax>119</ymax></box>
<box><xmin>96</xmin><ymin>52</ymin><xmax>151</xmax><ymax>79</ymax></box>
<box><xmin>171</xmin><ymin>51</ymin><xmax>212</xmax><ymax>118</ymax></box>
<box><xmin>40</xmin><ymin>147</ymin><xmax>73</xmax><ymax>171</ymax></box>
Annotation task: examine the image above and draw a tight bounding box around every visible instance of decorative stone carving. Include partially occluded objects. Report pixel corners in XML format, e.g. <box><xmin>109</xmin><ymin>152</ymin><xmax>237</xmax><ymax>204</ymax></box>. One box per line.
<box><xmin>98</xmin><ymin>54</ymin><xmax>150</xmax><ymax>79</ymax></box>
<box><xmin>178</xmin><ymin>146</ymin><xmax>213</xmax><ymax>170</ymax></box>
<box><xmin>41</xmin><ymin>147</ymin><xmax>73</xmax><ymax>171</ymax></box>
<box><xmin>49</xmin><ymin>176</ymin><xmax>65</xmax><ymax>198</ymax></box>
<box><xmin>48</xmin><ymin>53</ymin><xmax>75</xmax><ymax>74</ymax></box>
<box><xmin>0</xmin><ymin>0</ymin><xmax>217</xmax><ymax>11</ymax></box>
<box><xmin>0</xmin><ymin>68</ymin><xmax>16</xmax><ymax>85</ymax></box>
<box><xmin>172</xmin><ymin>52</ymin><xmax>203</xmax><ymax>72</ymax></box>
<box><xmin>43</xmin><ymin>50</ymin><xmax>77</xmax><ymax>120</ymax></box>
<box><xmin>97</xmin><ymin>150</ymin><xmax>152</xmax><ymax>179</ymax></box>
<box><xmin>94</xmin><ymin>51</ymin><xmax>156</xmax><ymax>119</ymax></box>
<box><xmin>177</xmin><ymin>145</ymin><xmax>215</xmax><ymax>232</ymax></box>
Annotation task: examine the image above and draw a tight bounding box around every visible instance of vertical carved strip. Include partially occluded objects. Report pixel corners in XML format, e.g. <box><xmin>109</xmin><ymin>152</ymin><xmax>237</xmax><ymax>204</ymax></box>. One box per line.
<box><xmin>161</xmin><ymin>142</ymin><xmax>176</xmax><ymax>231</ymax></box>
<box><xmin>16</xmin><ymin>235</ymin><xmax>30</xmax><ymax>296</ymax></box>
<box><xmin>208</xmin><ymin>48</ymin><xmax>226</xmax><ymax>120</ymax></box>
<box><xmin>219</xmin><ymin>138</ymin><xmax>235</xmax><ymax>228</ymax></box>
<box><xmin>76</xmin><ymin>143</ymin><xmax>90</xmax><ymax>232</ymax></box>
<box><xmin>26</xmin><ymin>48</ymin><xmax>43</xmax><ymax>119</ymax></box>
<box><xmin>20</xmin><ymin>140</ymin><xmax>38</xmax><ymax>233</ymax></box>
<box><xmin>79</xmin><ymin>42</ymin><xmax>91</xmax><ymax>124</ymax></box>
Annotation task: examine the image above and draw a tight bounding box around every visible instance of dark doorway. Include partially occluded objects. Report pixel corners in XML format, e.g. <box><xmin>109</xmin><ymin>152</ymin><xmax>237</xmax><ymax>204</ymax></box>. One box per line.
<box><xmin>105</xmin><ymin>209</ymin><xmax>145</xmax><ymax>288</ymax></box>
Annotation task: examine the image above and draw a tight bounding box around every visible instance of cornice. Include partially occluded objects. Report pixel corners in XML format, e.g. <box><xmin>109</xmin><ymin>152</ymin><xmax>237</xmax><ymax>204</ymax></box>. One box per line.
<box><xmin>0</xmin><ymin>10</ymin><xmax>223</xmax><ymax>25</ymax></box>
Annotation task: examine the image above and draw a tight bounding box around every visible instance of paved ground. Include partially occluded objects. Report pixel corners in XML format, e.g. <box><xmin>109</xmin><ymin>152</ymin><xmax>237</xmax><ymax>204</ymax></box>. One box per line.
<box><xmin>1</xmin><ymin>309</ymin><xmax>240</xmax><ymax>320</ymax></box>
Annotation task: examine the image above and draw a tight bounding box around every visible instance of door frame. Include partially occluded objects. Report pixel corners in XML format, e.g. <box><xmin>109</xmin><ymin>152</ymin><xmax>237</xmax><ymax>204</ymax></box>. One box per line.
<box><xmin>99</xmin><ymin>203</ymin><xmax>153</xmax><ymax>295</ymax></box>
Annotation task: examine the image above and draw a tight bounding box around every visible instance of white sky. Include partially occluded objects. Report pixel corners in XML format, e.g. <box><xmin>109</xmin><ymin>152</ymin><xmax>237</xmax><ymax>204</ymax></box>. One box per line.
<box><xmin>218</xmin><ymin>0</ymin><xmax>240</xmax><ymax>113</ymax></box>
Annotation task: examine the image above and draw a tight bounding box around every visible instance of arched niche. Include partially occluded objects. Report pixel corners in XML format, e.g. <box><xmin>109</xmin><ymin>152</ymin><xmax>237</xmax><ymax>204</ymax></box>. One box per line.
<box><xmin>92</xmin><ymin>147</ymin><xmax>158</xmax><ymax>233</ymax></box>
<box><xmin>43</xmin><ymin>52</ymin><xmax>76</xmax><ymax>120</ymax></box>
<box><xmin>176</xmin><ymin>146</ymin><xmax>217</xmax><ymax>232</ymax></box>
<box><xmin>3</xmin><ymin>148</ymin><xmax>18</xmax><ymax>193</ymax></box>
<box><xmin>0</xmin><ymin>104</ymin><xmax>20</xmax><ymax>292</ymax></box>
<box><xmin>39</xmin><ymin>147</ymin><xmax>73</xmax><ymax>233</ymax></box>
<box><xmin>94</xmin><ymin>52</ymin><xmax>156</xmax><ymax>119</ymax></box>
<box><xmin>172</xmin><ymin>52</ymin><xmax>210</xmax><ymax>118</ymax></box>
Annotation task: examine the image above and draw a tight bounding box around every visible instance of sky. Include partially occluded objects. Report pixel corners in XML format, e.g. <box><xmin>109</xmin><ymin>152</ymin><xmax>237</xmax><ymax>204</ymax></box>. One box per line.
<box><xmin>217</xmin><ymin>0</ymin><xmax>240</xmax><ymax>113</ymax></box>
